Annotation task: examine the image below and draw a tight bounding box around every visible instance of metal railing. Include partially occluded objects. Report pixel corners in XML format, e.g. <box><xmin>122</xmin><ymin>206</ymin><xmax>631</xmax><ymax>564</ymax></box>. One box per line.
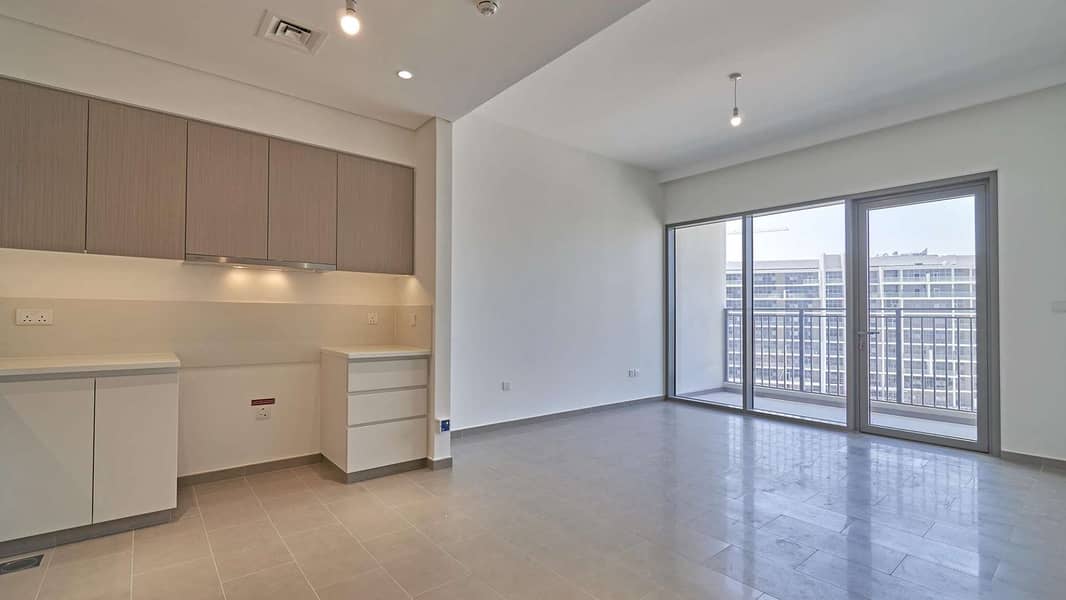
<box><xmin>724</xmin><ymin>307</ymin><xmax>977</xmax><ymax>413</ymax></box>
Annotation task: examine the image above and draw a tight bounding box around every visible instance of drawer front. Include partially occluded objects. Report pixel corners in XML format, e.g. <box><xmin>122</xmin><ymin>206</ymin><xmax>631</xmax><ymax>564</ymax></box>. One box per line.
<box><xmin>347</xmin><ymin>418</ymin><xmax>427</xmax><ymax>473</ymax></box>
<box><xmin>348</xmin><ymin>388</ymin><xmax>427</xmax><ymax>427</ymax></box>
<box><xmin>347</xmin><ymin>358</ymin><xmax>427</xmax><ymax>392</ymax></box>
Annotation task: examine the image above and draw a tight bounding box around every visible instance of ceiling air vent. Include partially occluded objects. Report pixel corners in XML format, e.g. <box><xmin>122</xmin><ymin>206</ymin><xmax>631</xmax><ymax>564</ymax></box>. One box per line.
<box><xmin>256</xmin><ymin>11</ymin><xmax>327</xmax><ymax>55</ymax></box>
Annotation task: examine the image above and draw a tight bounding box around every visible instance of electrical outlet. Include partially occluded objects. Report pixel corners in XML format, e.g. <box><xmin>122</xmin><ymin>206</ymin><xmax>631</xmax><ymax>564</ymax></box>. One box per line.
<box><xmin>438</xmin><ymin>419</ymin><xmax>451</xmax><ymax>433</ymax></box>
<box><xmin>255</xmin><ymin>406</ymin><xmax>271</xmax><ymax>420</ymax></box>
<box><xmin>367</xmin><ymin>311</ymin><xmax>379</xmax><ymax>325</ymax></box>
<box><xmin>501</xmin><ymin>381</ymin><xmax>511</xmax><ymax>392</ymax></box>
<box><xmin>15</xmin><ymin>309</ymin><xmax>53</xmax><ymax>326</ymax></box>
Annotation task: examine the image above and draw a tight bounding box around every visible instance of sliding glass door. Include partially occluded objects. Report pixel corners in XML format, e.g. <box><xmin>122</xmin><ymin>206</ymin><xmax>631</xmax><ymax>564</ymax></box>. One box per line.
<box><xmin>667</xmin><ymin>174</ymin><xmax>998</xmax><ymax>453</ymax></box>
<box><xmin>853</xmin><ymin>182</ymin><xmax>994</xmax><ymax>451</ymax></box>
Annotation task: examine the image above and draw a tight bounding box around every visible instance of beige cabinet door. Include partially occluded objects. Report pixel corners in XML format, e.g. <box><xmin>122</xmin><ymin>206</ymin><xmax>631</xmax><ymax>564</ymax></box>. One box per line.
<box><xmin>0</xmin><ymin>79</ymin><xmax>88</xmax><ymax>252</ymax></box>
<box><xmin>87</xmin><ymin>100</ymin><xmax>187</xmax><ymax>259</ymax></box>
<box><xmin>0</xmin><ymin>379</ymin><xmax>94</xmax><ymax>542</ymax></box>
<box><xmin>186</xmin><ymin>122</ymin><xmax>269</xmax><ymax>259</ymax></box>
<box><xmin>92</xmin><ymin>373</ymin><xmax>179</xmax><ymax>523</ymax></box>
<box><xmin>337</xmin><ymin>155</ymin><xmax>414</xmax><ymax>274</ymax></box>
<box><xmin>268</xmin><ymin>139</ymin><xmax>337</xmax><ymax>265</ymax></box>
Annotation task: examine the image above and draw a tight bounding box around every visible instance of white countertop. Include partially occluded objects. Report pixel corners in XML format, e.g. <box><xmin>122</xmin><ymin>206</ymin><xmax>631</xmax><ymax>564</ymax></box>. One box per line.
<box><xmin>321</xmin><ymin>345</ymin><xmax>431</xmax><ymax>360</ymax></box>
<box><xmin>0</xmin><ymin>353</ymin><xmax>181</xmax><ymax>378</ymax></box>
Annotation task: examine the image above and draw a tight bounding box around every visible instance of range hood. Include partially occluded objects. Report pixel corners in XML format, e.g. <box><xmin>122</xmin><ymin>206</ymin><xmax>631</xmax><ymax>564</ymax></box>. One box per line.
<box><xmin>184</xmin><ymin>254</ymin><xmax>335</xmax><ymax>272</ymax></box>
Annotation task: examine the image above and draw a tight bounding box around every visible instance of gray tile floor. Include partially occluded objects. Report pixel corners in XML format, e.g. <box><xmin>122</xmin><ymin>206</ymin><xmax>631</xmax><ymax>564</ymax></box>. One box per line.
<box><xmin>3</xmin><ymin>400</ymin><xmax>1065</xmax><ymax>599</ymax></box>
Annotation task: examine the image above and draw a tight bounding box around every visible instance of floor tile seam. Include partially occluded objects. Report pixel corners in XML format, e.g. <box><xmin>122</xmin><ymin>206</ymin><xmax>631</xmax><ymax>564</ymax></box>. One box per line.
<box><xmin>248</xmin><ymin>482</ymin><xmax>323</xmax><ymax>600</ymax></box>
<box><xmin>322</xmin><ymin>496</ymin><xmax>415</xmax><ymax>599</ymax></box>
<box><xmin>193</xmin><ymin>483</ymin><xmax>230</xmax><ymax>600</ymax></box>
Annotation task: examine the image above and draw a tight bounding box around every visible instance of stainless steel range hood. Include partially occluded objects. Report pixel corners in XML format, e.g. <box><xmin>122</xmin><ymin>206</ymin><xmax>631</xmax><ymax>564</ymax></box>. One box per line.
<box><xmin>184</xmin><ymin>254</ymin><xmax>335</xmax><ymax>272</ymax></box>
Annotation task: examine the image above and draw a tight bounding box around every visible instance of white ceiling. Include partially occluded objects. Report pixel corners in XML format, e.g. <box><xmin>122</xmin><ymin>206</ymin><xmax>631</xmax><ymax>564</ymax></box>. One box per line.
<box><xmin>474</xmin><ymin>0</ymin><xmax>1066</xmax><ymax>180</ymax></box>
<box><xmin>0</xmin><ymin>0</ymin><xmax>650</xmax><ymax>129</ymax></box>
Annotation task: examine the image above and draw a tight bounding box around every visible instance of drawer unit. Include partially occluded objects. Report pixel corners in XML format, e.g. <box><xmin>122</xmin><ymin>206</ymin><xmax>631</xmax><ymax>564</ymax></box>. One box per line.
<box><xmin>321</xmin><ymin>347</ymin><xmax>431</xmax><ymax>482</ymax></box>
<box><xmin>347</xmin><ymin>358</ymin><xmax>428</xmax><ymax>392</ymax></box>
<box><xmin>348</xmin><ymin>388</ymin><xmax>427</xmax><ymax>426</ymax></box>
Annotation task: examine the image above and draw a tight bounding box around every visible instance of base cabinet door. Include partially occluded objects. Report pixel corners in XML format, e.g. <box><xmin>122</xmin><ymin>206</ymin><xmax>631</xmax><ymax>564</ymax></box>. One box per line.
<box><xmin>0</xmin><ymin>379</ymin><xmax>94</xmax><ymax>542</ymax></box>
<box><xmin>92</xmin><ymin>374</ymin><xmax>179</xmax><ymax>523</ymax></box>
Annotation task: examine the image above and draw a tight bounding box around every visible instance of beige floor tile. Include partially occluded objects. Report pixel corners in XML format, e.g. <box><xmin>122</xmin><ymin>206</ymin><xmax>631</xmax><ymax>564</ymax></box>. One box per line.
<box><xmin>362</xmin><ymin>528</ymin><xmax>438</xmax><ymax>563</ymax></box>
<box><xmin>0</xmin><ymin>550</ymin><xmax>51</xmax><ymax>600</ymax></box>
<box><xmin>380</xmin><ymin>547</ymin><xmax>470</xmax><ymax>596</ymax></box>
<box><xmin>200</xmin><ymin>500</ymin><xmax>269</xmax><ymax>531</ymax></box>
<box><xmin>268</xmin><ymin>503</ymin><xmax>338</xmax><ymax>536</ymax></box>
<box><xmin>195</xmin><ymin>486</ymin><xmax>258</xmax><ymax>510</ymax></box>
<box><xmin>50</xmin><ymin>532</ymin><xmax>132</xmax><ymax>566</ymax></box>
<box><xmin>316</xmin><ymin>568</ymin><xmax>408</xmax><ymax>600</ymax></box>
<box><xmin>258</xmin><ymin>489</ymin><xmax>321</xmax><ymax>513</ymax></box>
<box><xmin>193</xmin><ymin>477</ymin><xmax>248</xmax><ymax>496</ymax></box>
<box><xmin>37</xmin><ymin>552</ymin><xmax>131</xmax><ymax>600</ymax></box>
<box><xmin>131</xmin><ymin>556</ymin><xmax>223</xmax><ymax>600</ymax></box>
<box><xmin>416</xmin><ymin>514</ymin><xmax>490</xmax><ymax>546</ymax></box>
<box><xmin>222</xmin><ymin>563</ymin><xmax>316</xmax><ymax>600</ymax></box>
<box><xmin>133</xmin><ymin>527</ymin><xmax>212</xmax><ymax>574</ymax></box>
<box><xmin>470</xmin><ymin>556</ymin><xmax>565</xmax><ymax>598</ymax></box>
<box><xmin>134</xmin><ymin>514</ymin><xmax>205</xmax><ymax>541</ymax></box>
<box><xmin>327</xmin><ymin>496</ymin><xmax>412</xmax><ymax>541</ymax></box>
<box><xmin>571</xmin><ymin>561</ymin><xmax>661</xmax><ymax>600</ymax></box>
<box><xmin>283</xmin><ymin>525</ymin><xmax>378</xmax><ymax>589</ymax></box>
<box><xmin>414</xmin><ymin>576</ymin><xmax>504</xmax><ymax>600</ymax></box>
<box><xmin>507</xmin><ymin>578</ymin><xmax>597</xmax><ymax>600</ymax></box>
<box><xmin>207</xmin><ymin>520</ymin><xmax>291</xmax><ymax>581</ymax></box>
<box><xmin>362</xmin><ymin>474</ymin><xmax>434</xmax><ymax>506</ymax></box>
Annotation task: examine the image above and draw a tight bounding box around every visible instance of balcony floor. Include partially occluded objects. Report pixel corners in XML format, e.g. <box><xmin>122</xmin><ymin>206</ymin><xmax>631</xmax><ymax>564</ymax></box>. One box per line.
<box><xmin>681</xmin><ymin>390</ymin><xmax>977</xmax><ymax>441</ymax></box>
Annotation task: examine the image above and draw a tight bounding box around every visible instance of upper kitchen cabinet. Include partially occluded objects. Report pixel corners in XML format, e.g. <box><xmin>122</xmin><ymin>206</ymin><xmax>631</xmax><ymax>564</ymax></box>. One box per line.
<box><xmin>186</xmin><ymin>122</ymin><xmax>269</xmax><ymax>259</ymax></box>
<box><xmin>0</xmin><ymin>79</ymin><xmax>88</xmax><ymax>252</ymax></box>
<box><xmin>337</xmin><ymin>155</ymin><xmax>414</xmax><ymax>274</ymax></box>
<box><xmin>268</xmin><ymin>139</ymin><xmax>337</xmax><ymax>266</ymax></box>
<box><xmin>87</xmin><ymin>100</ymin><xmax>187</xmax><ymax>260</ymax></box>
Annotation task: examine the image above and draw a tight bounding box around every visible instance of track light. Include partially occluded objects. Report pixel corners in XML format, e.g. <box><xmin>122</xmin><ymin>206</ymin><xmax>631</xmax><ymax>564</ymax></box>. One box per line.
<box><xmin>729</xmin><ymin>72</ymin><xmax>744</xmax><ymax>127</ymax></box>
<box><xmin>340</xmin><ymin>0</ymin><xmax>361</xmax><ymax>35</ymax></box>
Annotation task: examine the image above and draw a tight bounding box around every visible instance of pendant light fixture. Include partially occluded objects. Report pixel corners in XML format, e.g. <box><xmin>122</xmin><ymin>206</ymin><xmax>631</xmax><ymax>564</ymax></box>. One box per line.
<box><xmin>729</xmin><ymin>72</ymin><xmax>743</xmax><ymax>127</ymax></box>
<box><xmin>340</xmin><ymin>0</ymin><xmax>361</xmax><ymax>35</ymax></box>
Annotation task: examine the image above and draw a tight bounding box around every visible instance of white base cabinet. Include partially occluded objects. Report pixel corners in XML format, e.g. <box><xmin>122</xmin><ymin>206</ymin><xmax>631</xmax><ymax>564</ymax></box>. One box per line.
<box><xmin>0</xmin><ymin>379</ymin><xmax>95</xmax><ymax>542</ymax></box>
<box><xmin>0</xmin><ymin>357</ymin><xmax>180</xmax><ymax>544</ymax></box>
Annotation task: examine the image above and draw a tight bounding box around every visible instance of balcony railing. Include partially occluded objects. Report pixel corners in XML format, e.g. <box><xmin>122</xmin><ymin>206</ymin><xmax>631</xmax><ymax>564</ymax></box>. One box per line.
<box><xmin>724</xmin><ymin>307</ymin><xmax>977</xmax><ymax>413</ymax></box>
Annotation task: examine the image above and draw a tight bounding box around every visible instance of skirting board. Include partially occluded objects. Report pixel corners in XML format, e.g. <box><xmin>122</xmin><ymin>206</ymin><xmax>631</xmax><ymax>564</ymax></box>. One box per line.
<box><xmin>1001</xmin><ymin>450</ymin><xmax>1066</xmax><ymax>472</ymax></box>
<box><xmin>452</xmin><ymin>395</ymin><xmax>665</xmax><ymax>439</ymax></box>
<box><xmin>322</xmin><ymin>457</ymin><xmax>446</xmax><ymax>484</ymax></box>
<box><xmin>177</xmin><ymin>453</ymin><xmax>323</xmax><ymax>487</ymax></box>
<box><xmin>0</xmin><ymin>509</ymin><xmax>172</xmax><ymax>560</ymax></box>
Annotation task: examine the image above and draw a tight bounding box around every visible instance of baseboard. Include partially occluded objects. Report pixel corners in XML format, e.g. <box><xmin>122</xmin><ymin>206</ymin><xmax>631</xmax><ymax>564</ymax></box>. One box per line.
<box><xmin>0</xmin><ymin>509</ymin><xmax>172</xmax><ymax>560</ymax></box>
<box><xmin>452</xmin><ymin>395</ymin><xmax>664</xmax><ymax>439</ymax></box>
<box><xmin>428</xmin><ymin>457</ymin><xmax>453</xmax><ymax>470</ymax></box>
<box><xmin>1001</xmin><ymin>450</ymin><xmax>1066</xmax><ymax>472</ymax></box>
<box><xmin>321</xmin><ymin>457</ymin><xmax>431</xmax><ymax>483</ymax></box>
<box><xmin>178</xmin><ymin>453</ymin><xmax>323</xmax><ymax>487</ymax></box>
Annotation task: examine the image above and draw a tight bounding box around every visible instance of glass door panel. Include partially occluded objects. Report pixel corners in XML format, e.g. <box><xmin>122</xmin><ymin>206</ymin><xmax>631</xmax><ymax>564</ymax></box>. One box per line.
<box><xmin>751</xmin><ymin>203</ymin><xmax>847</xmax><ymax>424</ymax></box>
<box><xmin>674</xmin><ymin>218</ymin><xmax>743</xmax><ymax>408</ymax></box>
<box><xmin>857</xmin><ymin>188</ymin><xmax>986</xmax><ymax>450</ymax></box>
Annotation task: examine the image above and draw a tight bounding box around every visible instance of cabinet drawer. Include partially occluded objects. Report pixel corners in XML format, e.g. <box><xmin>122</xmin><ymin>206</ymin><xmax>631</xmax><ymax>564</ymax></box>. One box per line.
<box><xmin>348</xmin><ymin>388</ymin><xmax>427</xmax><ymax>426</ymax></box>
<box><xmin>347</xmin><ymin>417</ymin><xmax>427</xmax><ymax>472</ymax></box>
<box><xmin>347</xmin><ymin>358</ymin><xmax>427</xmax><ymax>392</ymax></box>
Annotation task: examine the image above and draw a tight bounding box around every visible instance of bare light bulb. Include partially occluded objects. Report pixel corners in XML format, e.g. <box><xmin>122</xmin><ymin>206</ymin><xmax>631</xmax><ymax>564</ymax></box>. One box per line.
<box><xmin>340</xmin><ymin>10</ymin><xmax>361</xmax><ymax>35</ymax></box>
<box><xmin>730</xmin><ymin>107</ymin><xmax>743</xmax><ymax>128</ymax></box>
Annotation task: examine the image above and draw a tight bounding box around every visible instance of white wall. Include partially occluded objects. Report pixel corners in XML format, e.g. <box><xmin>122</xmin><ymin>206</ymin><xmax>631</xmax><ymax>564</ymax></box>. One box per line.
<box><xmin>665</xmin><ymin>84</ymin><xmax>1066</xmax><ymax>461</ymax></box>
<box><xmin>451</xmin><ymin>115</ymin><xmax>664</xmax><ymax>429</ymax></box>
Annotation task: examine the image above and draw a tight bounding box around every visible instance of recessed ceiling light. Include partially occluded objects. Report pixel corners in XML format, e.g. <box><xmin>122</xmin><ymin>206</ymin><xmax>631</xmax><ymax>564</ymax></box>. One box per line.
<box><xmin>397</xmin><ymin>70</ymin><xmax>413</xmax><ymax>80</ymax></box>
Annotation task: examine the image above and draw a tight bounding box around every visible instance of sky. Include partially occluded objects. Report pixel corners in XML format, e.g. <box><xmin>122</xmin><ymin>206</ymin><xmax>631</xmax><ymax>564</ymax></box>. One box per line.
<box><xmin>723</xmin><ymin>196</ymin><xmax>976</xmax><ymax>261</ymax></box>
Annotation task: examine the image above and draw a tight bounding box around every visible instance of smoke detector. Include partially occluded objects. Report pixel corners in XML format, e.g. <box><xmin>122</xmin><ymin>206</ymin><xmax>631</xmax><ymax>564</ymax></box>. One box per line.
<box><xmin>476</xmin><ymin>1</ymin><xmax>500</xmax><ymax>16</ymax></box>
<box><xmin>256</xmin><ymin>11</ymin><xmax>328</xmax><ymax>55</ymax></box>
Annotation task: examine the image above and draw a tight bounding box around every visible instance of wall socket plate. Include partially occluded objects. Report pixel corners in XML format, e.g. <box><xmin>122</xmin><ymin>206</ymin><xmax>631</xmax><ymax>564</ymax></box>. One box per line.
<box><xmin>627</xmin><ymin>369</ymin><xmax>640</xmax><ymax>378</ymax></box>
<box><xmin>367</xmin><ymin>311</ymin><xmax>380</xmax><ymax>325</ymax></box>
<box><xmin>501</xmin><ymin>381</ymin><xmax>512</xmax><ymax>391</ymax></box>
<box><xmin>15</xmin><ymin>309</ymin><xmax>53</xmax><ymax>326</ymax></box>
<box><xmin>255</xmin><ymin>406</ymin><xmax>271</xmax><ymax>420</ymax></box>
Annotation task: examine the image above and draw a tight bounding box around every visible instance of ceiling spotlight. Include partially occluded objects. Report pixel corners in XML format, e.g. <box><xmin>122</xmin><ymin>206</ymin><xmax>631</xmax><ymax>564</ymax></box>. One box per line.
<box><xmin>397</xmin><ymin>70</ymin><xmax>413</xmax><ymax>80</ymax></box>
<box><xmin>477</xmin><ymin>1</ymin><xmax>500</xmax><ymax>16</ymax></box>
<box><xmin>340</xmin><ymin>0</ymin><xmax>361</xmax><ymax>35</ymax></box>
<box><xmin>729</xmin><ymin>72</ymin><xmax>744</xmax><ymax>127</ymax></box>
